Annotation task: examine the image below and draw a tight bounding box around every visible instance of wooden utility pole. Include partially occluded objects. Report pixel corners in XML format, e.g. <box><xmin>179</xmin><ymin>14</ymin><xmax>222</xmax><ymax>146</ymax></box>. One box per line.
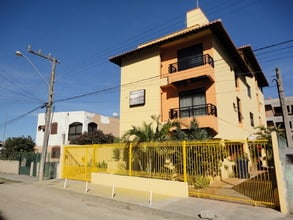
<box><xmin>275</xmin><ymin>67</ymin><xmax>293</xmax><ymax>148</ymax></box>
<box><xmin>28</xmin><ymin>45</ymin><xmax>60</xmax><ymax>180</ymax></box>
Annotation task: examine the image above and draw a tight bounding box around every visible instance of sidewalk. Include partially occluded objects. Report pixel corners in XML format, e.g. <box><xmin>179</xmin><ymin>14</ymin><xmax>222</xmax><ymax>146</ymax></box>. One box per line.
<box><xmin>0</xmin><ymin>173</ymin><xmax>38</xmax><ymax>183</ymax></box>
<box><xmin>1</xmin><ymin>173</ymin><xmax>292</xmax><ymax>220</ymax></box>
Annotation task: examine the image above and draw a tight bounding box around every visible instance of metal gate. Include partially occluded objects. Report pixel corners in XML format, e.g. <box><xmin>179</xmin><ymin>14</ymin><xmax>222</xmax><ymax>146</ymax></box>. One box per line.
<box><xmin>62</xmin><ymin>140</ymin><xmax>279</xmax><ymax>209</ymax></box>
<box><xmin>187</xmin><ymin>140</ymin><xmax>279</xmax><ymax>209</ymax></box>
<box><xmin>19</xmin><ymin>152</ymin><xmax>40</xmax><ymax>176</ymax></box>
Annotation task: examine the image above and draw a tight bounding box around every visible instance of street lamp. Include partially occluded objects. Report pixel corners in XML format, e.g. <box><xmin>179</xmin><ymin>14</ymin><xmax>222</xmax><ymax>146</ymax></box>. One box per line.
<box><xmin>16</xmin><ymin>51</ymin><xmax>49</xmax><ymax>86</ymax></box>
<box><xmin>16</xmin><ymin>47</ymin><xmax>60</xmax><ymax>180</ymax></box>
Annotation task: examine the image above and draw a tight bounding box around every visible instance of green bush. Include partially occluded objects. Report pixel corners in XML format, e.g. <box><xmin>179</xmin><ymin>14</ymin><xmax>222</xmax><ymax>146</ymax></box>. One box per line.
<box><xmin>191</xmin><ymin>175</ymin><xmax>210</xmax><ymax>189</ymax></box>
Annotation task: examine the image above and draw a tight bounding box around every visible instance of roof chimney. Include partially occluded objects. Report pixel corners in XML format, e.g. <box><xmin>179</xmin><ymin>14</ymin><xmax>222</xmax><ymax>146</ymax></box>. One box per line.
<box><xmin>186</xmin><ymin>8</ymin><xmax>209</xmax><ymax>28</ymax></box>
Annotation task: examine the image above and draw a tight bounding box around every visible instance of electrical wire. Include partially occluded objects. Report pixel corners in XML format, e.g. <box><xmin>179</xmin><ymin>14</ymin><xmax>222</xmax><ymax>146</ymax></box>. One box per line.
<box><xmin>58</xmin><ymin>1</ymin><xmax>263</xmax><ymax>78</ymax></box>
<box><xmin>0</xmin><ymin>70</ymin><xmax>45</xmax><ymax>103</ymax></box>
<box><xmin>54</xmin><ymin>39</ymin><xmax>293</xmax><ymax>105</ymax></box>
<box><xmin>1</xmin><ymin>2</ymin><xmax>292</xmax><ymax>131</ymax></box>
<box><xmin>0</xmin><ymin>104</ymin><xmax>46</xmax><ymax>127</ymax></box>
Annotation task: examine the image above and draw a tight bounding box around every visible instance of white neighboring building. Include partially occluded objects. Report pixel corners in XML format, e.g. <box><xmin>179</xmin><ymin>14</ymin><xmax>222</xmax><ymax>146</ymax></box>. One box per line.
<box><xmin>35</xmin><ymin>111</ymin><xmax>119</xmax><ymax>178</ymax></box>
<box><xmin>265</xmin><ymin>96</ymin><xmax>293</xmax><ymax>141</ymax></box>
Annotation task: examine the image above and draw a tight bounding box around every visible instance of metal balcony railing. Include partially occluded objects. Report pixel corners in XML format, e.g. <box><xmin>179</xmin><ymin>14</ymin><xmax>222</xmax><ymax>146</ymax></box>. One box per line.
<box><xmin>168</xmin><ymin>54</ymin><xmax>214</xmax><ymax>74</ymax></box>
<box><xmin>169</xmin><ymin>103</ymin><xmax>217</xmax><ymax>119</ymax></box>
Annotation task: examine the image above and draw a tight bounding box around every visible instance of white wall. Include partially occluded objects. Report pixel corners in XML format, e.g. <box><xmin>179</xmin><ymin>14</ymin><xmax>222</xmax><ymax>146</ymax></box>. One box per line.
<box><xmin>36</xmin><ymin>111</ymin><xmax>119</xmax><ymax>147</ymax></box>
<box><xmin>0</xmin><ymin>160</ymin><xmax>19</xmax><ymax>174</ymax></box>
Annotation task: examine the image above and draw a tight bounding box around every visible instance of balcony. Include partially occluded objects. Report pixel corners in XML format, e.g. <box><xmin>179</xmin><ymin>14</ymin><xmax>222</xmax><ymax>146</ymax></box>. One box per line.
<box><xmin>168</xmin><ymin>54</ymin><xmax>214</xmax><ymax>74</ymax></box>
<box><xmin>166</xmin><ymin>54</ymin><xmax>215</xmax><ymax>86</ymax></box>
<box><xmin>169</xmin><ymin>103</ymin><xmax>218</xmax><ymax>134</ymax></box>
<box><xmin>169</xmin><ymin>103</ymin><xmax>217</xmax><ymax>119</ymax></box>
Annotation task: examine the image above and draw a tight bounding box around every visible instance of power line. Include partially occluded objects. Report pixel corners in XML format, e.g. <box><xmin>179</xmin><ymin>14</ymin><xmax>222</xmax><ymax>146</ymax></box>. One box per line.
<box><xmin>58</xmin><ymin>1</ymin><xmax>265</xmax><ymax>78</ymax></box>
<box><xmin>0</xmin><ymin>104</ymin><xmax>45</xmax><ymax>127</ymax></box>
<box><xmin>54</xmin><ymin>39</ymin><xmax>293</xmax><ymax>104</ymax></box>
<box><xmin>254</xmin><ymin>40</ymin><xmax>293</xmax><ymax>52</ymax></box>
<box><xmin>41</xmin><ymin>42</ymin><xmax>291</xmax><ymax>114</ymax></box>
<box><xmin>2</xmin><ymin>3</ymin><xmax>292</xmax><ymax>131</ymax></box>
<box><xmin>0</xmin><ymin>70</ymin><xmax>44</xmax><ymax>103</ymax></box>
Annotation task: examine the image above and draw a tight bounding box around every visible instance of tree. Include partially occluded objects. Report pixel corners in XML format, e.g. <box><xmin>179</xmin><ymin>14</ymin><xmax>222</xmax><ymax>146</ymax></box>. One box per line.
<box><xmin>0</xmin><ymin>136</ymin><xmax>35</xmax><ymax>160</ymax></box>
<box><xmin>254</xmin><ymin>125</ymin><xmax>285</xmax><ymax>141</ymax></box>
<box><xmin>121</xmin><ymin>115</ymin><xmax>173</xmax><ymax>172</ymax></box>
<box><xmin>122</xmin><ymin>115</ymin><xmax>173</xmax><ymax>143</ymax></box>
<box><xmin>121</xmin><ymin>115</ymin><xmax>211</xmax><ymax>174</ymax></box>
<box><xmin>122</xmin><ymin>116</ymin><xmax>211</xmax><ymax>143</ymax></box>
<box><xmin>70</xmin><ymin>130</ymin><xmax>114</xmax><ymax>145</ymax></box>
<box><xmin>172</xmin><ymin>118</ymin><xmax>211</xmax><ymax>141</ymax></box>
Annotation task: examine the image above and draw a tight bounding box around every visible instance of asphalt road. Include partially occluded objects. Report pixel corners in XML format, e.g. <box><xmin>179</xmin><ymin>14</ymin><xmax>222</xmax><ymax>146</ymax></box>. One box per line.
<box><xmin>0</xmin><ymin>180</ymin><xmax>193</xmax><ymax>220</ymax></box>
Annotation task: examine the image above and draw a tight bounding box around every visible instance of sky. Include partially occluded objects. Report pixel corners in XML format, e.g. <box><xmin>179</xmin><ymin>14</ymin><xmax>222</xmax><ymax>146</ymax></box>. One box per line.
<box><xmin>0</xmin><ymin>0</ymin><xmax>292</xmax><ymax>141</ymax></box>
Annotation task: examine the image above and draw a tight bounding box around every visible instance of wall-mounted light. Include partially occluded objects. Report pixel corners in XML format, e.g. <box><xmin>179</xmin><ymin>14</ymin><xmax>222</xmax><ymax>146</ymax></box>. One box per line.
<box><xmin>233</xmin><ymin>102</ymin><xmax>237</xmax><ymax>112</ymax></box>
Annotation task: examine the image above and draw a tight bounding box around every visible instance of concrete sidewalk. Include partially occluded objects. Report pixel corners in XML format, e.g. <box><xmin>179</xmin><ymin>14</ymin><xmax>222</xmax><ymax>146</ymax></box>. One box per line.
<box><xmin>1</xmin><ymin>173</ymin><xmax>292</xmax><ymax>220</ymax></box>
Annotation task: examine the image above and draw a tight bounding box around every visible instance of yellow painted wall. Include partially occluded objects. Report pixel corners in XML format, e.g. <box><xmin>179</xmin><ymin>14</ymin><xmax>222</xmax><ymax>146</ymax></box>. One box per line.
<box><xmin>92</xmin><ymin>173</ymin><xmax>189</xmax><ymax>198</ymax></box>
<box><xmin>160</xmin><ymin>34</ymin><xmax>216</xmax><ymax>125</ymax></box>
<box><xmin>117</xmin><ymin>31</ymin><xmax>266</xmax><ymax>140</ymax></box>
<box><xmin>212</xmin><ymin>37</ymin><xmax>241</xmax><ymax>139</ymax></box>
<box><xmin>119</xmin><ymin>49</ymin><xmax>167</xmax><ymax>137</ymax></box>
<box><xmin>213</xmin><ymin>37</ymin><xmax>266</xmax><ymax>139</ymax></box>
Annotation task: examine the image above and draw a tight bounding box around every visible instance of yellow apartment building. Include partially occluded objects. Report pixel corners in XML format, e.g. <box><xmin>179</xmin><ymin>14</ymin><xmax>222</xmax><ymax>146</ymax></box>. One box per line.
<box><xmin>109</xmin><ymin>8</ymin><xmax>268</xmax><ymax>140</ymax></box>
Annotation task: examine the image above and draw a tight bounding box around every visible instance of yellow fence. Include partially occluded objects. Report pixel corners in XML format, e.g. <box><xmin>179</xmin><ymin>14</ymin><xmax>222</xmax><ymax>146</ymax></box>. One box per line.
<box><xmin>62</xmin><ymin>140</ymin><xmax>278</xmax><ymax>208</ymax></box>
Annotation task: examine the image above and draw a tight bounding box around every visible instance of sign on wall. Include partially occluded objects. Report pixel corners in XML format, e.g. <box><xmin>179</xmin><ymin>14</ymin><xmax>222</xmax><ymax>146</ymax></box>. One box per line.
<box><xmin>129</xmin><ymin>89</ymin><xmax>145</xmax><ymax>107</ymax></box>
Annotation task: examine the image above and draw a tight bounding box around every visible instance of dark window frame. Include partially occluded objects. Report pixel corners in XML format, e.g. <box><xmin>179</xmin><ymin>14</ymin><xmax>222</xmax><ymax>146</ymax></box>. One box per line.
<box><xmin>68</xmin><ymin>122</ymin><xmax>83</xmax><ymax>141</ymax></box>
<box><xmin>237</xmin><ymin>97</ymin><xmax>242</xmax><ymax>123</ymax></box>
<box><xmin>179</xmin><ymin>89</ymin><xmax>206</xmax><ymax>117</ymax></box>
<box><xmin>250</xmin><ymin>112</ymin><xmax>254</xmax><ymax>127</ymax></box>
<box><xmin>51</xmin><ymin>122</ymin><xmax>58</xmax><ymax>135</ymax></box>
<box><xmin>177</xmin><ymin>44</ymin><xmax>203</xmax><ymax>71</ymax></box>
<box><xmin>88</xmin><ymin>122</ymin><xmax>98</xmax><ymax>135</ymax></box>
<box><xmin>51</xmin><ymin>146</ymin><xmax>61</xmax><ymax>159</ymax></box>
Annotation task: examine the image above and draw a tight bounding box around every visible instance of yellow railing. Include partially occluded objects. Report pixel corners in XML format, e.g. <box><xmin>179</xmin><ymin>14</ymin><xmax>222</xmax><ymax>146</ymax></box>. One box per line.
<box><xmin>61</xmin><ymin>139</ymin><xmax>278</xmax><ymax>208</ymax></box>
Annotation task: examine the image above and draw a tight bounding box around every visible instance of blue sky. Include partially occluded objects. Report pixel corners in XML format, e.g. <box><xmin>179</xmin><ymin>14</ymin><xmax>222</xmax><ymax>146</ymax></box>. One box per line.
<box><xmin>0</xmin><ymin>0</ymin><xmax>292</xmax><ymax>140</ymax></box>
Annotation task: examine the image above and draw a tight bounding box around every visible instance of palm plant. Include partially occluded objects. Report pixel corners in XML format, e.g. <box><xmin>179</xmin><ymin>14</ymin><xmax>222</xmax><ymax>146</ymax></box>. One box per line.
<box><xmin>172</xmin><ymin>118</ymin><xmax>211</xmax><ymax>140</ymax></box>
<box><xmin>122</xmin><ymin>115</ymin><xmax>173</xmax><ymax>172</ymax></box>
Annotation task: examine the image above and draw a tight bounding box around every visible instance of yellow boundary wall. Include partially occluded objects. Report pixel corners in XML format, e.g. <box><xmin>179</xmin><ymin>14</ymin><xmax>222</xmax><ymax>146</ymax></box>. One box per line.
<box><xmin>91</xmin><ymin>172</ymin><xmax>189</xmax><ymax>197</ymax></box>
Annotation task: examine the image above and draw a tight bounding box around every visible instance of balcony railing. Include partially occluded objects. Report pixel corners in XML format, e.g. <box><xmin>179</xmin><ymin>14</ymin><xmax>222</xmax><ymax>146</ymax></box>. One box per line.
<box><xmin>169</xmin><ymin>103</ymin><xmax>217</xmax><ymax>119</ymax></box>
<box><xmin>169</xmin><ymin>54</ymin><xmax>214</xmax><ymax>74</ymax></box>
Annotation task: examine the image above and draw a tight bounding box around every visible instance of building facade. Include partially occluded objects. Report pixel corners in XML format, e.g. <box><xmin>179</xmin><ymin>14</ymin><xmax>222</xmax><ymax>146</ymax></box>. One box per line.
<box><xmin>265</xmin><ymin>96</ymin><xmax>293</xmax><ymax>141</ymax></box>
<box><xmin>110</xmin><ymin>8</ymin><xmax>268</xmax><ymax>140</ymax></box>
<box><xmin>35</xmin><ymin>111</ymin><xmax>119</xmax><ymax>177</ymax></box>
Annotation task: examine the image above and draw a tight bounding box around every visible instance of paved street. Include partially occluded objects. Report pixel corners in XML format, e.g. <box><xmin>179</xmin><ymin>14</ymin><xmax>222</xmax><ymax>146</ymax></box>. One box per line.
<box><xmin>0</xmin><ymin>180</ymin><xmax>191</xmax><ymax>220</ymax></box>
<box><xmin>0</xmin><ymin>174</ymin><xmax>292</xmax><ymax>220</ymax></box>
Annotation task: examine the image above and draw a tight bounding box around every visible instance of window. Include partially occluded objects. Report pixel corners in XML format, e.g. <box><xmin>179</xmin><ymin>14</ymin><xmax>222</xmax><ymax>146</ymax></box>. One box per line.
<box><xmin>177</xmin><ymin>44</ymin><xmax>203</xmax><ymax>71</ymax></box>
<box><xmin>250</xmin><ymin>112</ymin><xmax>254</xmax><ymax>127</ymax></box>
<box><xmin>267</xmin><ymin>120</ymin><xmax>274</xmax><ymax>127</ymax></box>
<box><xmin>179</xmin><ymin>90</ymin><xmax>206</xmax><ymax>117</ymax></box>
<box><xmin>276</xmin><ymin>122</ymin><xmax>285</xmax><ymax>129</ymax></box>
<box><xmin>68</xmin><ymin>122</ymin><xmax>82</xmax><ymax>141</ymax></box>
<box><xmin>88</xmin><ymin>122</ymin><xmax>97</xmax><ymax>135</ymax></box>
<box><xmin>51</xmin><ymin>122</ymin><xmax>58</xmax><ymax>135</ymax></box>
<box><xmin>51</xmin><ymin>146</ymin><xmax>60</xmax><ymax>159</ymax></box>
<box><xmin>247</xmin><ymin>84</ymin><xmax>251</xmax><ymax>98</ymax></box>
<box><xmin>265</xmin><ymin>104</ymin><xmax>272</xmax><ymax>111</ymax></box>
<box><xmin>287</xmin><ymin>105</ymin><xmax>293</xmax><ymax>115</ymax></box>
<box><xmin>273</xmin><ymin>106</ymin><xmax>282</xmax><ymax>116</ymax></box>
<box><xmin>237</xmin><ymin>97</ymin><xmax>242</xmax><ymax>123</ymax></box>
<box><xmin>38</xmin><ymin>125</ymin><xmax>45</xmax><ymax>132</ymax></box>
<box><xmin>234</xmin><ymin>72</ymin><xmax>239</xmax><ymax>88</ymax></box>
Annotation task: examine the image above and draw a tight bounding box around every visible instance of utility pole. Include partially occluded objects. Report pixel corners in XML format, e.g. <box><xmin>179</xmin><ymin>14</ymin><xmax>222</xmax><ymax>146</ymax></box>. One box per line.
<box><xmin>275</xmin><ymin>67</ymin><xmax>293</xmax><ymax>148</ymax></box>
<box><xmin>28</xmin><ymin>45</ymin><xmax>60</xmax><ymax>180</ymax></box>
